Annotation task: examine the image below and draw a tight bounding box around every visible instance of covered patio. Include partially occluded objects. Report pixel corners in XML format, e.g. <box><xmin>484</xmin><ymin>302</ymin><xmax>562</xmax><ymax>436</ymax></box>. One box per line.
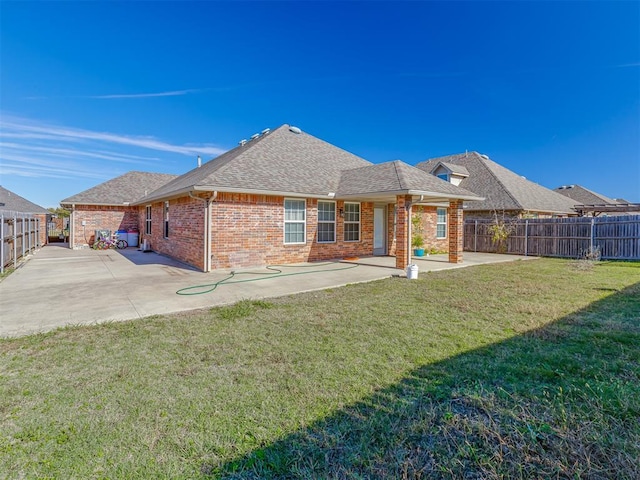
<box><xmin>341</xmin><ymin>251</ymin><xmax>538</xmax><ymax>272</ymax></box>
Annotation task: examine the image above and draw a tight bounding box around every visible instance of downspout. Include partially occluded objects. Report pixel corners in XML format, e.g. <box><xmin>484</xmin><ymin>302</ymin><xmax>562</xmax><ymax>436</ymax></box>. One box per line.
<box><xmin>406</xmin><ymin>200</ymin><xmax>413</xmax><ymax>268</ymax></box>
<box><xmin>189</xmin><ymin>191</ymin><xmax>217</xmax><ymax>272</ymax></box>
<box><xmin>70</xmin><ymin>204</ymin><xmax>75</xmax><ymax>249</ymax></box>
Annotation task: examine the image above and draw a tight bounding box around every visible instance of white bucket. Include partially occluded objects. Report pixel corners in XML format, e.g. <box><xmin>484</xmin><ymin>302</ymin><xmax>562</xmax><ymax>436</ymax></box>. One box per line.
<box><xmin>407</xmin><ymin>264</ymin><xmax>419</xmax><ymax>280</ymax></box>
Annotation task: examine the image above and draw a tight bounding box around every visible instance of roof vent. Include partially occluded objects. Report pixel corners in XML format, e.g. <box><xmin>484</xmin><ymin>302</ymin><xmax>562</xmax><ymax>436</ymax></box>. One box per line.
<box><xmin>261</xmin><ymin>128</ymin><xmax>271</xmax><ymax>135</ymax></box>
<box><xmin>250</xmin><ymin>133</ymin><xmax>260</xmax><ymax>140</ymax></box>
<box><xmin>289</xmin><ymin>126</ymin><xmax>302</xmax><ymax>134</ymax></box>
<box><xmin>480</xmin><ymin>154</ymin><xmax>489</xmax><ymax>159</ymax></box>
<box><xmin>239</xmin><ymin>139</ymin><xmax>247</xmax><ymax>146</ymax></box>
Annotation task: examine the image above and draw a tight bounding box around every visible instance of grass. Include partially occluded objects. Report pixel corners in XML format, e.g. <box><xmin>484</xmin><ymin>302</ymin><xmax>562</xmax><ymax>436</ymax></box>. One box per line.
<box><xmin>1</xmin><ymin>258</ymin><xmax>639</xmax><ymax>478</ymax></box>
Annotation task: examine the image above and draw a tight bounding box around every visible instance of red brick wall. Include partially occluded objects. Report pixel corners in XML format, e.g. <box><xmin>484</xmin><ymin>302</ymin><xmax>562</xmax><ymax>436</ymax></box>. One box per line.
<box><xmin>141</xmin><ymin>197</ymin><xmax>206</xmax><ymax>271</ymax></box>
<box><xmin>70</xmin><ymin>205</ymin><xmax>139</xmax><ymax>247</ymax></box>
<box><xmin>448</xmin><ymin>200</ymin><xmax>464</xmax><ymax>263</ymax></box>
<box><xmin>210</xmin><ymin>193</ymin><xmax>376</xmax><ymax>270</ymax></box>
<box><xmin>35</xmin><ymin>213</ymin><xmax>47</xmax><ymax>246</ymax></box>
<box><xmin>412</xmin><ymin>206</ymin><xmax>449</xmax><ymax>253</ymax></box>
<box><xmin>395</xmin><ymin>195</ymin><xmax>410</xmax><ymax>269</ymax></box>
<box><xmin>75</xmin><ymin>194</ymin><xmax>392</xmax><ymax>271</ymax></box>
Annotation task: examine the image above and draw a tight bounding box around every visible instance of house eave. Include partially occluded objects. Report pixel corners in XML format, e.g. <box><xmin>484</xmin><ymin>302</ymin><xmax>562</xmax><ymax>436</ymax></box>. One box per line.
<box><xmin>60</xmin><ymin>201</ymin><xmax>136</xmax><ymax>208</ymax></box>
<box><xmin>337</xmin><ymin>190</ymin><xmax>484</xmax><ymax>203</ymax></box>
<box><xmin>135</xmin><ymin>185</ymin><xmax>340</xmax><ymax>204</ymax></box>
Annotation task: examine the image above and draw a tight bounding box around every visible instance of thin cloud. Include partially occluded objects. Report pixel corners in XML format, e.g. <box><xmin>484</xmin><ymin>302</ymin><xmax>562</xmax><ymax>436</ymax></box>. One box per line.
<box><xmin>0</xmin><ymin>115</ymin><xmax>226</xmax><ymax>157</ymax></box>
<box><xmin>0</xmin><ymin>142</ymin><xmax>159</xmax><ymax>165</ymax></box>
<box><xmin>612</xmin><ymin>62</ymin><xmax>640</xmax><ymax>68</ymax></box>
<box><xmin>87</xmin><ymin>88</ymin><xmax>207</xmax><ymax>99</ymax></box>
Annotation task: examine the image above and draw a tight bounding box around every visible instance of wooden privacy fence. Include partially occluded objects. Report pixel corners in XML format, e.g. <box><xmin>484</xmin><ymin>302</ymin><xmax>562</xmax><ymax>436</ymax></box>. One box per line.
<box><xmin>1</xmin><ymin>211</ymin><xmax>43</xmax><ymax>273</ymax></box>
<box><xmin>464</xmin><ymin>215</ymin><xmax>640</xmax><ymax>260</ymax></box>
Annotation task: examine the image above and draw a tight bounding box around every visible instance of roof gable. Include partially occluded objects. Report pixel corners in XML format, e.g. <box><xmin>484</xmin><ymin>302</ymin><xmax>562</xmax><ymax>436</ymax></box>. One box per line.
<box><xmin>337</xmin><ymin>161</ymin><xmax>481</xmax><ymax>200</ymax></box>
<box><xmin>61</xmin><ymin>171</ymin><xmax>178</xmax><ymax>206</ymax></box>
<box><xmin>0</xmin><ymin>186</ymin><xmax>49</xmax><ymax>214</ymax></box>
<box><xmin>417</xmin><ymin>152</ymin><xmax>577</xmax><ymax>214</ymax></box>
<box><xmin>433</xmin><ymin>161</ymin><xmax>469</xmax><ymax>177</ymax></box>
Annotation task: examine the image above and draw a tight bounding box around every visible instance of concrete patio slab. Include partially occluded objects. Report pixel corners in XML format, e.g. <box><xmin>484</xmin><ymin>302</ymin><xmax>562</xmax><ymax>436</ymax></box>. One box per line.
<box><xmin>0</xmin><ymin>245</ymin><xmax>536</xmax><ymax>338</ymax></box>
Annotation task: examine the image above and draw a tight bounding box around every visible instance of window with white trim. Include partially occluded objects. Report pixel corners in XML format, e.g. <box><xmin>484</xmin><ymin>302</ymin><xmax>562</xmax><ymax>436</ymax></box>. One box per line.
<box><xmin>284</xmin><ymin>199</ymin><xmax>306</xmax><ymax>244</ymax></box>
<box><xmin>317</xmin><ymin>201</ymin><xmax>336</xmax><ymax>243</ymax></box>
<box><xmin>145</xmin><ymin>205</ymin><xmax>152</xmax><ymax>235</ymax></box>
<box><xmin>436</xmin><ymin>207</ymin><xmax>447</xmax><ymax>238</ymax></box>
<box><xmin>164</xmin><ymin>201</ymin><xmax>169</xmax><ymax>238</ymax></box>
<box><xmin>343</xmin><ymin>202</ymin><xmax>360</xmax><ymax>242</ymax></box>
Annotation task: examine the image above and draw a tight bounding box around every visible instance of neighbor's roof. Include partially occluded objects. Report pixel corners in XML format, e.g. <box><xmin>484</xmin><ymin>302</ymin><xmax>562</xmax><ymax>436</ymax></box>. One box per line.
<box><xmin>554</xmin><ymin>184</ymin><xmax>617</xmax><ymax>206</ymax></box>
<box><xmin>139</xmin><ymin>125</ymin><xmax>481</xmax><ymax>204</ymax></box>
<box><xmin>0</xmin><ymin>186</ymin><xmax>49</xmax><ymax>214</ymax></box>
<box><xmin>60</xmin><ymin>171</ymin><xmax>177</xmax><ymax>206</ymax></box>
<box><xmin>416</xmin><ymin>152</ymin><xmax>578</xmax><ymax>214</ymax></box>
<box><xmin>337</xmin><ymin>161</ymin><xmax>481</xmax><ymax>201</ymax></box>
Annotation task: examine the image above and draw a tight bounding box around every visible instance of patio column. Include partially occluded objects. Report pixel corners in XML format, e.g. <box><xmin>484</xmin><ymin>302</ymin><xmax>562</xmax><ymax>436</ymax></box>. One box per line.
<box><xmin>448</xmin><ymin>199</ymin><xmax>464</xmax><ymax>263</ymax></box>
<box><xmin>395</xmin><ymin>195</ymin><xmax>411</xmax><ymax>270</ymax></box>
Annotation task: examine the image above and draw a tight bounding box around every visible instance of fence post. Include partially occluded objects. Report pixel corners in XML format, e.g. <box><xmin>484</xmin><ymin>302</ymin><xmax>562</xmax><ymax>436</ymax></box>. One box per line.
<box><xmin>1</xmin><ymin>213</ymin><xmax>4</xmax><ymax>274</ymax></box>
<box><xmin>13</xmin><ymin>213</ymin><xmax>17</xmax><ymax>269</ymax></box>
<box><xmin>590</xmin><ymin>217</ymin><xmax>595</xmax><ymax>253</ymax></box>
<box><xmin>474</xmin><ymin>220</ymin><xmax>478</xmax><ymax>252</ymax></box>
<box><xmin>524</xmin><ymin>219</ymin><xmax>529</xmax><ymax>256</ymax></box>
<box><xmin>28</xmin><ymin>216</ymin><xmax>32</xmax><ymax>254</ymax></box>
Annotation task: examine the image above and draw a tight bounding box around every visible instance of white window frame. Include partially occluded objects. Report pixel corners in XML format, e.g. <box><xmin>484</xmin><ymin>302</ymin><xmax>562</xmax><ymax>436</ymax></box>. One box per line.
<box><xmin>284</xmin><ymin>198</ymin><xmax>306</xmax><ymax>245</ymax></box>
<box><xmin>436</xmin><ymin>207</ymin><xmax>447</xmax><ymax>238</ymax></box>
<box><xmin>145</xmin><ymin>205</ymin><xmax>152</xmax><ymax>235</ymax></box>
<box><xmin>317</xmin><ymin>201</ymin><xmax>336</xmax><ymax>243</ymax></box>
<box><xmin>343</xmin><ymin>202</ymin><xmax>361</xmax><ymax>242</ymax></box>
<box><xmin>164</xmin><ymin>201</ymin><xmax>169</xmax><ymax>238</ymax></box>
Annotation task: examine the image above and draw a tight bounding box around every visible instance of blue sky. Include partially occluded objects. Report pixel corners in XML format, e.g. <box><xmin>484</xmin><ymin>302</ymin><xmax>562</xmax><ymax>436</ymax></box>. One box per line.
<box><xmin>1</xmin><ymin>1</ymin><xmax>638</xmax><ymax>208</ymax></box>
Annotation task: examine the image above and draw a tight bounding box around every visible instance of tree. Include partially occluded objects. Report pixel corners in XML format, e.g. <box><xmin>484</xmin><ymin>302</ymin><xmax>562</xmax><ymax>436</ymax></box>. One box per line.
<box><xmin>47</xmin><ymin>207</ymin><xmax>70</xmax><ymax>218</ymax></box>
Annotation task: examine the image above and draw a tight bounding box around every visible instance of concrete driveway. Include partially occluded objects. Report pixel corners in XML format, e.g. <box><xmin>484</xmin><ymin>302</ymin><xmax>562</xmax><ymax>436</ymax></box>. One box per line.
<box><xmin>0</xmin><ymin>245</ymin><xmax>533</xmax><ymax>337</ymax></box>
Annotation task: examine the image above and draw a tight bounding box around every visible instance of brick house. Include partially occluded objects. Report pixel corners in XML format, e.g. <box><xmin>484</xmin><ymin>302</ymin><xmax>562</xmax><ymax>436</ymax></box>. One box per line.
<box><xmin>416</xmin><ymin>151</ymin><xmax>578</xmax><ymax>219</ymax></box>
<box><xmin>62</xmin><ymin>125</ymin><xmax>481</xmax><ymax>271</ymax></box>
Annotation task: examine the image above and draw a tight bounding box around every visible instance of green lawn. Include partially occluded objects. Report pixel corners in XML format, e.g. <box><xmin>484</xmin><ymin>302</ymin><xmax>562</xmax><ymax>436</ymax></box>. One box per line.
<box><xmin>1</xmin><ymin>258</ymin><xmax>639</xmax><ymax>479</ymax></box>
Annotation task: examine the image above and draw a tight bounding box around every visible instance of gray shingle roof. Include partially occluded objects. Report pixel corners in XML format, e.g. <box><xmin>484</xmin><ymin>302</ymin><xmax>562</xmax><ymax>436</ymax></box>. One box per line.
<box><xmin>0</xmin><ymin>186</ymin><xmax>49</xmax><ymax>214</ymax></box>
<box><xmin>554</xmin><ymin>184</ymin><xmax>617</xmax><ymax>205</ymax></box>
<box><xmin>140</xmin><ymin>124</ymin><xmax>372</xmax><ymax>203</ymax></box>
<box><xmin>416</xmin><ymin>152</ymin><xmax>577</xmax><ymax>214</ymax></box>
<box><xmin>61</xmin><ymin>171</ymin><xmax>177</xmax><ymax>206</ymax></box>
<box><xmin>140</xmin><ymin>125</ymin><xmax>482</xmax><ymax>204</ymax></box>
<box><xmin>337</xmin><ymin>161</ymin><xmax>480</xmax><ymax>200</ymax></box>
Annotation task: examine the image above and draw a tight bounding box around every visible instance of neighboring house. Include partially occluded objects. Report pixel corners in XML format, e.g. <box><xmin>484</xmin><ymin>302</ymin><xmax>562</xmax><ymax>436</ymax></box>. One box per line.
<box><xmin>416</xmin><ymin>151</ymin><xmax>578</xmax><ymax>218</ymax></box>
<box><xmin>554</xmin><ymin>184</ymin><xmax>640</xmax><ymax>216</ymax></box>
<box><xmin>62</xmin><ymin>125</ymin><xmax>482</xmax><ymax>271</ymax></box>
<box><xmin>0</xmin><ymin>185</ymin><xmax>50</xmax><ymax>247</ymax></box>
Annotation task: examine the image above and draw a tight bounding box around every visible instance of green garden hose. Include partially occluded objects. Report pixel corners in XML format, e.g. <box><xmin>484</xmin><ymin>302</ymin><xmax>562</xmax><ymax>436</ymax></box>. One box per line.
<box><xmin>176</xmin><ymin>262</ymin><xmax>359</xmax><ymax>296</ymax></box>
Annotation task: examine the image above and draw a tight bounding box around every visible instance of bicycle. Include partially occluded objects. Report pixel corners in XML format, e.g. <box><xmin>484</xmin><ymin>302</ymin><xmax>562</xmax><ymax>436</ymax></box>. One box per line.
<box><xmin>93</xmin><ymin>234</ymin><xmax>128</xmax><ymax>250</ymax></box>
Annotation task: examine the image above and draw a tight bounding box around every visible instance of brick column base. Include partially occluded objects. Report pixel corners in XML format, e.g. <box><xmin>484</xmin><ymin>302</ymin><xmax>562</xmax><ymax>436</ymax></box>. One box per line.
<box><xmin>448</xmin><ymin>200</ymin><xmax>464</xmax><ymax>263</ymax></box>
<box><xmin>395</xmin><ymin>195</ymin><xmax>411</xmax><ymax>270</ymax></box>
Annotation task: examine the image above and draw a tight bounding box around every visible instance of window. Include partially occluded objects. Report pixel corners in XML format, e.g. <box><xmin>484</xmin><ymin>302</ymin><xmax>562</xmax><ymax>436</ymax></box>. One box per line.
<box><xmin>436</xmin><ymin>207</ymin><xmax>447</xmax><ymax>238</ymax></box>
<box><xmin>164</xmin><ymin>201</ymin><xmax>169</xmax><ymax>238</ymax></box>
<box><xmin>437</xmin><ymin>173</ymin><xmax>449</xmax><ymax>181</ymax></box>
<box><xmin>284</xmin><ymin>199</ymin><xmax>306</xmax><ymax>244</ymax></box>
<box><xmin>145</xmin><ymin>205</ymin><xmax>152</xmax><ymax>235</ymax></box>
<box><xmin>317</xmin><ymin>201</ymin><xmax>336</xmax><ymax>243</ymax></box>
<box><xmin>343</xmin><ymin>202</ymin><xmax>360</xmax><ymax>242</ymax></box>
